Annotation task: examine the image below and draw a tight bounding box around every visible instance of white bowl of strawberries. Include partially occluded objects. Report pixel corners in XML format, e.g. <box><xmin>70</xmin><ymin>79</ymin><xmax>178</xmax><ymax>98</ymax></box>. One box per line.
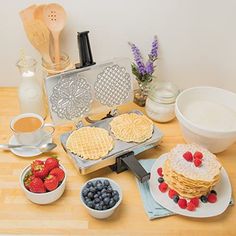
<box><xmin>20</xmin><ymin>157</ymin><xmax>66</xmax><ymax>205</ymax></box>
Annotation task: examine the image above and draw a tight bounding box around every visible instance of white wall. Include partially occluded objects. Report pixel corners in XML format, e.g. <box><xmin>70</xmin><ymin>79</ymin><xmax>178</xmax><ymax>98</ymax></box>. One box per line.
<box><xmin>1</xmin><ymin>0</ymin><xmax>236</xmax><ymax>92</ymax></box>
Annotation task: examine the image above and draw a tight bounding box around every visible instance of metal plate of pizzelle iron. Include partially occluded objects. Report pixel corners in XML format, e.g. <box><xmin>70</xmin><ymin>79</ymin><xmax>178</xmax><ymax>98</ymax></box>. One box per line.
<box><xmin>60</xmin><ymin>110</ymin><xmax>163</xmax><ymax>174</ymax></box>
<box><xmin>44</xmin><ymin>57</ymin><xmax>133</xmax><ymax>125</ymax></box>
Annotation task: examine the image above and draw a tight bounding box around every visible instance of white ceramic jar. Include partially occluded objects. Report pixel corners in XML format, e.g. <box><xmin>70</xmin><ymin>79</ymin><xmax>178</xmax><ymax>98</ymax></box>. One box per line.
<box><xmin>145</xmin><ymin>81</ymin><xmax>179</xmax><ymax>122</ymax></box>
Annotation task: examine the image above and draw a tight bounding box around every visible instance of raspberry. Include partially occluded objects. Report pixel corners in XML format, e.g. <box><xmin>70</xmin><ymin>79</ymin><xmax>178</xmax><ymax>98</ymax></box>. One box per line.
<box><xmin>158</xmin><ymin>182</ymin><xmax>168</xmax><ymax>192</ymax></box>
<box><xmin>194</xmin><ymin>158</ymin><xmax>202</xmax><ymax>167</ymax></box>
<box><xmin>187</xmin><ymin>202</ymin><xmax>196</xmax><ymax>211</ymax></box>
<box><xmin>194</xmin><ymin>151</ymin><xmax>203</xmax><ymax>159</ymax></box>
<box><xmin>157</xmin><ymin>167</ymin><xmax>163</xmax><ymax>177</ymax></box>
<box><xmin>178</xmin><ymin>199</ymin><xmax>187</xmax><ymax>209</ymax></box>
<box><xmin>183</xmin><ymin>151</ymin><xmax>193</xmax><ymax>162</ymax></box>
<box><xmin>207</xmin><ymin>193</ymin><xmax>217</xmax><ymax>203</ymax></box>
<box><xmin>168</xmin><ymin>189</ymin><xmax>178</xmax><ymax>199</ymax></box>
<box><xmin>190</xmin><ymin>197</ymin><xmax>199</xmax><ymax>207</ymax></box>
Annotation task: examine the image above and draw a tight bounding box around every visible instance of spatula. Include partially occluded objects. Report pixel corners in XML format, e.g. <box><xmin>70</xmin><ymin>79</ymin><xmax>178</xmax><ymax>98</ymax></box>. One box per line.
<box><xmin>23</xmin><ymin>20</ymin><xmax>51</xmax><ymax>62</ymax></box>
<box><xmin>43</xmin><ymin>3</ymin><xmax>66</xmax><ymax>69</ymax></box>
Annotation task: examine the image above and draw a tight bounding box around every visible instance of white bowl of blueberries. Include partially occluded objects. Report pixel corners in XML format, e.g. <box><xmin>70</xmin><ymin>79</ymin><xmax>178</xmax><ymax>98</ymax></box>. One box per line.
<box><xmin>80</xmin><ymin>177</ymin><xmax>122</xmax><ymax>219</ymax></box>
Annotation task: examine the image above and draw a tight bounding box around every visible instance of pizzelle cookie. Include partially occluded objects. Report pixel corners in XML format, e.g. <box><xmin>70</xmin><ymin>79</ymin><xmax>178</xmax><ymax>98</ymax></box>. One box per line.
<box><xmin>109</xmin><ymin>113</ymin><xmax>153</xmax><ymax>143</ymax></box>
<box><xmin>162</xmin><ymin>144</ymin><xmax>222</xmax><ymax>198</ymax></box>
<box><xmin>66</xmin><ymin>127</ymin><xmax>114</xmax><ymax>160</ymax></box>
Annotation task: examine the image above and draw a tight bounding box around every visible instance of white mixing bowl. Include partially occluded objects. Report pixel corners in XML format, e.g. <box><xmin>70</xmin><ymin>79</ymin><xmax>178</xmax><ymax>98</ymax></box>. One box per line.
<box><xmin>175</xmin><ymin>86</ymin><xmax>236</xmax><ymax>153</ymax></box>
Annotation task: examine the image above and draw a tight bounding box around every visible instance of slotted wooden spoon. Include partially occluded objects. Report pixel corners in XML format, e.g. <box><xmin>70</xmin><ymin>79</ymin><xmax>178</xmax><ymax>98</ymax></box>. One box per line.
<box><xmin>43</xmin><ymin>3</ymin><xmax>66</xmax><ymax>68</ymax></box>
<box><xmin>23</xmin><ymin>20</ymin><xmax>51</xmax><ymax>62</ymax></box>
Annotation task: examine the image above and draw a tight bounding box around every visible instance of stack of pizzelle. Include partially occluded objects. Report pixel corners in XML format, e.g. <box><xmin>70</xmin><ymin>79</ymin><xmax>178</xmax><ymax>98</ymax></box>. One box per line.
<box><xmin>163</xmin><ymin>144</ymin><xmax>222</xmax><ymax>198</ymax></box>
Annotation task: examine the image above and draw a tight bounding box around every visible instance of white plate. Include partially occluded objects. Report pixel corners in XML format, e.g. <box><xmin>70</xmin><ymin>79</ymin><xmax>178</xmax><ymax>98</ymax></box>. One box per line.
<box><xmin>9</xmin><ymin>132</ymin><xmax>53</xmax><ymax>157</ymax></box>
<box><xmin>149</xmin><ymin>153</ymin><xmax>232</xmax><ymax>218</ymax></box>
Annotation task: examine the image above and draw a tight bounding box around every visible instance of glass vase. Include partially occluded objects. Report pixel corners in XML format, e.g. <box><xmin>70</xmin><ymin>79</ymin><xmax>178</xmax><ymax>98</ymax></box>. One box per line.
<box><xmin>133</xmin><ymin>81</ymin><xmax>152</xmax><ymax>107</ymax></box>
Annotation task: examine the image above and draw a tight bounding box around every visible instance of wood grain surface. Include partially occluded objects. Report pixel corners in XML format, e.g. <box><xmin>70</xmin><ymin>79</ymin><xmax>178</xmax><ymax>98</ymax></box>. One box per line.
<box><xmin>0</xmin><ymin>88</ymin><xmax>235</xmax><ymax>235</ymax></box>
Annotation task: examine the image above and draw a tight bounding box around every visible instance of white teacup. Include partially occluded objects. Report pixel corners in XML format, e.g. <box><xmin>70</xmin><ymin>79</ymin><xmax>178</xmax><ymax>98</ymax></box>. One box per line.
<box><xmin>10</xmin><ymin>113</ymin><xmax>55</xmax><ymax>146</ymax></box>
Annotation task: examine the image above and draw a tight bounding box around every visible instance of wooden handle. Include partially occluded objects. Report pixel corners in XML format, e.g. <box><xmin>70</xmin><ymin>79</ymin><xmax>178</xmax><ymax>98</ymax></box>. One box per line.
<box><xmin>53</xmin><ymin>33</ymin><xmax>61</xmax><ymax>70</ymax></box>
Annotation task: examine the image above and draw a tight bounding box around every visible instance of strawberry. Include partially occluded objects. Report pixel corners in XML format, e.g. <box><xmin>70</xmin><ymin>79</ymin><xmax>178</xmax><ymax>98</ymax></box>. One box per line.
<box><xmin>50</xmin><ymin>167</ymin><xmax>65</xmax><ymax>182</ymax></box>
<box><xmin>29</xmin><ymin>177</ymin><xmax>46</xmax><ymax>193</ymax></box>
<box><xmin>178</xmin><ymin>199</ymin><xmax>187</xmax><ymax>209</ymax></box>
<box><xmin>23</xmin><ymin>171</ymin><xmax>35</xmax><ymax>190</ymax></box>
<box><xmin>158</xmin><ymin>182</ymin><xmax>168</xmax><ymax>192</ymax></box>
<box><xmin>193</xmin><ymin>151</ymin><xmax>203</xmax><ymax>159</ymax></box>
<box><xmin>31</xmin><ymin>160</ymin><xmax>49</xmax><ymax>179</ymax></box>
<box><xmin>45</xmin><ymin>157</ymin><xmax>59</xmax><ymax>171</ymax></box>
<box><xmin>157</xmin><ymin>167</ymin><xmax>163</xmax><ymax>177</ymax></box>
<box><xmin>44</xmin><ymin>175</ymin><xmax>59</xmax><ymax>191</ymax></box>
<box><xmin>187</xmin><ymin>202</ymin><xmax>196</xmax><ymax>211</ymax></box>
<box><xmin>183</xmin><ymin>151</ymin><xmax>193</xmax><ymax>162</ymax></box>
<box><xmin>168</xmin><ymin>189</ymin><xmax>178</xmax><ymax>199</ymax></box>
<box><xmin>194</xmin><ymin>158</ymin><xmax>202</xmax><ymax>167</ymax></box>
<box><xmin>207</xmin><ymin>193</ymin><xmax>217</xmax><ymax>203</ymax></box>
<box><xmin>190</xmin><ymin>197</ymin><xmax>199</xmax><ymax>207</ymax></box>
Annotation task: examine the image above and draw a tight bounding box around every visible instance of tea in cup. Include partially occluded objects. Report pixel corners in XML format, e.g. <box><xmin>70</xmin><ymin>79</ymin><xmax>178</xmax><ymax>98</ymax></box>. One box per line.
<box><xmin>10</xmin><ymin>113</ymin><xmax>55</xmax><ymax>146</ymax></box>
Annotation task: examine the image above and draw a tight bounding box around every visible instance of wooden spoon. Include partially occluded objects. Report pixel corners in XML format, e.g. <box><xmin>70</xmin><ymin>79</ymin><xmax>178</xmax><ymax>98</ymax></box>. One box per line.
<box><xmin>23</xmin><ymin>20</ymin><xmax>51</xmax><ymax>62</ymax></box>
<box><xmin>34</xmin><ymin>4</ymin><xmax>46</xmax><ymax>21</ymax></box>
<box><xmin>19</xmin><ymin>4</ymin><xmax>36</xmax><ymax>23</ymax></box>
<box><xmin>43</xmin><ymin>3</ymin><xmax>66</xmax><ymax>68</ymax></box>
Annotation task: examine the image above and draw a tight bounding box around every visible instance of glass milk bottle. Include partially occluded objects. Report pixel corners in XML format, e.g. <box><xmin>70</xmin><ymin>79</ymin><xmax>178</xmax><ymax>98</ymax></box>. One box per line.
<box><xmin>16</xmin><ymin>56</ymin><xmax>46</xmax><ymax>118</ymax></box>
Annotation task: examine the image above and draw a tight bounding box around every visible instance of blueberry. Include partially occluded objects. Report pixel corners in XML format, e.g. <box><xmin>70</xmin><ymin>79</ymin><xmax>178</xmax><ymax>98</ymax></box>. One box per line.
<box><xmin>86</xmin><ymin>181</ymin><xmax>93</xmax><ymax>188</ymax></box>
<box><xmin>87</xmin><ymin>192</ymin><xmax>94</xmax><ymax>199</ymax></box>
<box><xmin>101</xmin><ymin>193</ymin><xmax>107</xmax><ymax>199</ymax></box>
<box><xmin>112</xmin><ymin>190</ymin><xmax>119</xmax><ymax>197</ymax></box>
<box><xmin>82</xmin><ymin>188</ymin><xmax>89</xmax><ymax>197</ymax></box>
<box><xmin>87</xmin><ymin>201</ymin><xmax>95</xmax><ymax>209</ymax></box>
<box><xmin>95</xmin><ymin>180</ymin><xmax>102</xmax><ymax>186</ymax></box>
<box><xmin>101</xmin><ymin>188</ymin><xmax>107</xmax><ymax>193</ymax></box>
<box><xmin>102</xmin><ymin>205</ymin><xmax>107</xmax><ymax>210</ymax></box>
<box><xmin>95</xmin><ymin>203</ymin><xmax>100</xmax><ymax>210</ymax></box>
<box><xmin>113</xmin><ymin>195</ymin><xmax>119</xmax><ymax>202</ymax></box>
<box><xmin>210</xmin><ymin>190</ymin><xmax>217</xmax><ymax>195</ymax></box>
<box><xmin>107</xmin><ymin>186</ymin><xmax>113</xmax><ymax>193</ymax></box>
<box><xmin>97</xmin><ymin>191</ymin><xmax>101</xmax><ymax>196</ymax></box>
<box><xmin>103</xmin><ymin>180</ymin><xmax>110</xmax><ymax>186</ymax></box>
<box><xmin>109</xmin><ymin>199</ymin><xmax>116</xmax><ymax>208</ymax></box>
<box><xmin>94</xmin><ymin>198</ymin><xmax>100</xmax><ymax>203</ymax></box>
<box><xmin>89</xmin><ymin>186</ymin><xmax>96</xmax><ymax>193</ymax></box>
<box><xmin>97</xmin><ymin>183</ymin><xmax>103</xmax><ymax>191</ymax></box>
<box><xmin>93</xmin><ymin>194</ymin><xmax>98</xmax><ymax>199</ymax></box>
<box><xmin>173</xmin><ymin>195</ymin><xmax>179</xmax><ymax>203</ymax></box>
<box><xmin>106</xmin><ymin>193</ymin><xmax>112</xmax><ymax>198</ymax></box>
<box><xmin>158</xmin><ymin>177</ymin><xmax>164</xmax><ymax>183</ymax></box>
<box><xmin>99</xmin><ymin>201</ymin><xmax>104</xmax><ymax>207</ymax></box>
<box><xmin>104</xmin><ymin>197</ymin><xmax>110</xmax><ymax>205</ymax></box>
<box><xmin>200</xmin><ymin>195</ymin><xmax>208</xmax><ymax>203</ymax></box>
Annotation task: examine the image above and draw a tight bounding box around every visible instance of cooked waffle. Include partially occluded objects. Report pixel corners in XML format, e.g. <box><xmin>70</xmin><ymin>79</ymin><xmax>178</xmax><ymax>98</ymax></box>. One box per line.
<box><xmin>109</xmin><ymin>113</ymin><xmax>153</xmax><ymax>143</ymax></box>
<box><xmin>163</xmin><ymin>144</ymin><xmax>222</xmax><ymax>198</ymax></box>
<box><xmin>66</xmin><ymin>127</ymin><xmax>114</xmax><ymax>160</ymax></box>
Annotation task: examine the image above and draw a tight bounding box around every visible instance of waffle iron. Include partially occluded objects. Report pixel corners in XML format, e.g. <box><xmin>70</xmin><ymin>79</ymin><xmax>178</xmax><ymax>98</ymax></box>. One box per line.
<box><xmin>44</xmin><ymin>58</ymin><xmax>163</xmax><ymax>182</ymax></box>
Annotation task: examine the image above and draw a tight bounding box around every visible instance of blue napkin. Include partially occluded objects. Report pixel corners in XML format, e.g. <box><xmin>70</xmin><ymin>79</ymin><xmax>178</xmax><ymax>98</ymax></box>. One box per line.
<box><xmin>136</xmin><ymin>159</ymin><xmax>234</xmax><ymax>220</ymax></box>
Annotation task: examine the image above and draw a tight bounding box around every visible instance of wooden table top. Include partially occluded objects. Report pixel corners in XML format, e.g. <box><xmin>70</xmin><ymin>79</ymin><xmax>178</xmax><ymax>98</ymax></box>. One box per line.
<box><xmin>0</xmin><ymin>87</ymin><xmax>235</xmax><ymax>235</ymax></box>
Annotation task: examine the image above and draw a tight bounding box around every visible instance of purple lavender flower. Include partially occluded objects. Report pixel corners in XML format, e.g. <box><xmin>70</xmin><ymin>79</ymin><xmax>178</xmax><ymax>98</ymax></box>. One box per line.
<box><xmin>129</xmin><ymin>42</ymin><xmax>146</xmax><ymax>75</ymax></box>
<box><xmin>150</xmin><ymin>35</ymin><xmax>158</xmax><ymax>59</ymax></box>
<box><xmin>145</xmin><ymin>60</ymin><xmax>154</xmax><ymax>75</ymax></box>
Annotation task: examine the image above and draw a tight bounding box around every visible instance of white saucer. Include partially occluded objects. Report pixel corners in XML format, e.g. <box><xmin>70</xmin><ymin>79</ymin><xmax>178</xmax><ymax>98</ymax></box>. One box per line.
<box><xmin>149</xmin><ymin>153</ymin><xmax>232</xmax><ymax>218</ymax></box>
<box><xmin>9</xmin><ymin>132</ymin><xmax>53</xmax><ymax>157</ymax></box>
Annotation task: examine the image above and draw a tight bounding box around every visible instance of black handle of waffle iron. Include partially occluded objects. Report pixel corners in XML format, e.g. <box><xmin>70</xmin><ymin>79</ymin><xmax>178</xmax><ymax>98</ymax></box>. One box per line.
<box><xmin>113</xmin><ymin>151</ymin><xmax>150</xmax><ymax>183</ymax></box>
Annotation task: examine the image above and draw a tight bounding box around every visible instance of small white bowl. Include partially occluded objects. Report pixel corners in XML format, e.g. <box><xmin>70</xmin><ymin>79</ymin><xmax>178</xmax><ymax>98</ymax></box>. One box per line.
<box><xmin>20</xmin><ymin>164</ymin><xmax>66</xmax><ymax>205</ymax></box>
<box><xmin>80</xmin><ymin>177</ymin><xmax>122</xmax><ymax>219</ymax></box>
<box><xmin>175</xmin><ymin>86</ymin><xmax>236</xmax><ymax>153</ymax></box>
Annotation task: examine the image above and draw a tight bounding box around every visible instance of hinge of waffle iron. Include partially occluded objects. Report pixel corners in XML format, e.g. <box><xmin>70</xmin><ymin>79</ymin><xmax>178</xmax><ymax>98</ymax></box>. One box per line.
<box><xmin>110</xmin><ymin>151</ymin><xmax>150</xmax><ymax>183</ymax></box>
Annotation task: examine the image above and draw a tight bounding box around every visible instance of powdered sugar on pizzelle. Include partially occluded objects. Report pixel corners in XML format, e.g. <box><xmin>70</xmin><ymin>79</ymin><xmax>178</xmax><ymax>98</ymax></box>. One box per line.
<box><xmin>168</xmin><ymin>144</ymin><xmax>221</xmax><ymax>181</ymax></box>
